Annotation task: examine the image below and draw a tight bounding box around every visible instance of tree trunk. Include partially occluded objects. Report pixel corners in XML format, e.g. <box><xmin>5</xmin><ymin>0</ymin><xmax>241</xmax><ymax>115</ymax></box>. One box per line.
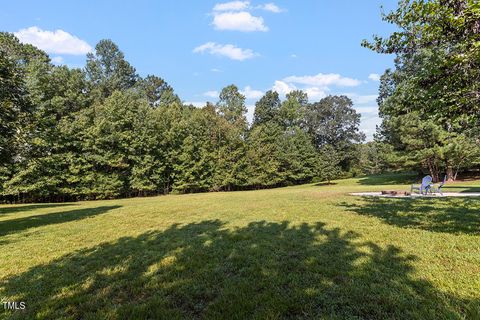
<box><xmin>427</xmin><ymin>159</ymin><xmax>439</xmax><ymax>182</ymax></box>
<box><xmin>446</xmin><ymin>165</ymin><xmax>454</xmax><ymax>181</ymax></box>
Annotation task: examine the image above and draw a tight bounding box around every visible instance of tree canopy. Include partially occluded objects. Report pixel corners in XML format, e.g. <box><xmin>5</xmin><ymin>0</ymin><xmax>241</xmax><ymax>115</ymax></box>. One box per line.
<box><xmin>364</xmin><ymin>0</ymin><xmax>480</xmax><ymax>181</ymax></box>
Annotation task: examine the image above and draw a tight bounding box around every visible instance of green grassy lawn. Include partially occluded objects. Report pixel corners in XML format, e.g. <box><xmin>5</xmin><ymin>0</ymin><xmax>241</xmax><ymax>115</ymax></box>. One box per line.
<box><xmin>1</xmin><ymin>174</ymin><xmax>479</xmax><ymax>319</ymax></box>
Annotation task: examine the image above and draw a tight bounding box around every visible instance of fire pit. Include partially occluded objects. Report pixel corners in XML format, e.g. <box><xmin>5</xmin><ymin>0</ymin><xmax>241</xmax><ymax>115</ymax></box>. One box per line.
<box><xmin>381</xmin><ymin>190</ymin><xmax>411</xmax><ymax>196</ymax></box>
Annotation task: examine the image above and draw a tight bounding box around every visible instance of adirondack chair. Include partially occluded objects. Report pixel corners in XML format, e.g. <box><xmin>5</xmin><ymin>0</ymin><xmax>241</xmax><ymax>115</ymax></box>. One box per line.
<box><xmin>430</xmin><ymin>175</ymin><xmax>447</xmax><ymax>195</ymax></box>
<box><xmin>411</xmin><ymin>175</ymin><xmax>433</xmax><ymax>195</ymax></box>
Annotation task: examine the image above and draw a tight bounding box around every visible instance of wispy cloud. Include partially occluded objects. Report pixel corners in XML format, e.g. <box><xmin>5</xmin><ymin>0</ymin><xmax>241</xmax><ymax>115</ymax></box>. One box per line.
<box><xmin>14</xmin><ymin>26</ymin><xmax>92</xmax><ymax>55</ymax></box>
<box><xmin>283</xmin><ymin>73</ymin><xmax>361</xmax><ymax>87</ymax></box>
<box><xmin>193</xmin><ymin>42</ymin><xmax>257</xmax><ymax>61</ymax></box>
<box><xmin>213</xmin><ymin>1</ymin><xmax>250</xmax><ymax>11</ymax></box>
<box><xmin>256</xmin><ymin>3</ymin><xmax>284</xmax><ymax>13</ymax></box>
<box><xmin>213</xmin><ymin>1</ymin><xmax>284</xmax><ymax>13</ymax></box>
<box><xmin>204</xmin><ymin>90</ymin><xmax>219</xmax><ymax>98</ymax></box>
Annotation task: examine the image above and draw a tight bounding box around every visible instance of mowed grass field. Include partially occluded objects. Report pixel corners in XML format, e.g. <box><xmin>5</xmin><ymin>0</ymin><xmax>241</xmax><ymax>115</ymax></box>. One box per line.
<box><xmin>1</xmin><ymin>174</ymin><xmax>479</xmax><ymax>319</ymax></box>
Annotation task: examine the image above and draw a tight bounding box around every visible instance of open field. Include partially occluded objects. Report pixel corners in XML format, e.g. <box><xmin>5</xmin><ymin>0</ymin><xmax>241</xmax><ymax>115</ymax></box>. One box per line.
<box><xmin>1</xmin><ymin>174</ymin><xmax>479</xmax><ymax>319</ymax></box>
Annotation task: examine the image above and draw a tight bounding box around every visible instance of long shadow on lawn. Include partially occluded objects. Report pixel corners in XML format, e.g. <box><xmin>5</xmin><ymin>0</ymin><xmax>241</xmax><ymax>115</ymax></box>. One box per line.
<box><xmin>0</xmin><ymin>203</ymin><xmax>75</xmax><ymax>215</ymax></box>
<box><xmin>357</xmin><ymin>173</ymin><xmax>418</xmax><ymax>186</ymax></box>
<box><xmin>0</xmin><ymin>206</ymin><xmax>121</xmax><ymax>237</ymax></box>
<box><xmin>1</xmin><ymin>220</ymin><xmax>477</xmax><ymax>319</ymax></box>
<box><xmin>443</xmin><ymin>186</ymin><xmax>480</xmax><ymax>193</ymax></box>
<box><xmin>341</xmin><ymin>197</ymin><xmax>480</xmax><ymax>235</ymax></box>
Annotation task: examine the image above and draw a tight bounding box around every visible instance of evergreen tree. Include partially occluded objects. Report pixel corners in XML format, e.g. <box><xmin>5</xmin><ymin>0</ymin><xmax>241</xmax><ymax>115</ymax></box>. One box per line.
<box><xmin>137</xmin><ymin>75</ymin><xmax>180</xmax><ymax>107</ymax></box>
<box><xmin>277</xmin><ymin>127</ymin><xmax>318</xmax><ymax>184</ymax></box>
<box><xmin>278</xmin><ymin>90</ymin><xmax>308</xmax><ymax>130</ymax></box>
<box><xmin>85</xmin><ymin>39</ymin><xmax>138</xmax><ymax>100</ymax></box>
<box><xmin>246</xmin><ymin>123</ymin><xmax>283</xmax><ymax>187</ymax></box>
<box><xmin>216</xmin><ymin>85</ymin><xmax>247</xmax><ymax>126</ymax></box>
<box><xmin>317</xmin><ymin>145</ymin><xmax>341</xmax><ymax>184</ymax></box>
<box><xmin>252</xmin><ymin>90</ymin><xmax>281</xmax><ymax>127</ymax></box>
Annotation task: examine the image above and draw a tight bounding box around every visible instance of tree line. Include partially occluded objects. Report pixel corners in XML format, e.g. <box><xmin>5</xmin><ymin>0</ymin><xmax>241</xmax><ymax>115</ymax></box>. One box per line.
<box><xmin>2</xmin><ymin>0</ymin><xmax>479</xmax><ymax>202</ymax></box>
<box><xmin>1</xmin><ymin>33</ymin><xmax>372</xmax><ymax>202</ymax></box>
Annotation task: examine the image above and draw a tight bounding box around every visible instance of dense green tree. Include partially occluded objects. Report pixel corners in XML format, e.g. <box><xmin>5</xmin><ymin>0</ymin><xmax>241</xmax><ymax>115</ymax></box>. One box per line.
<box><xmin>137</xmin><ymin>75</ymin><xmax>180</xmax><ymax>107</ymax></box>
<box><xmin>356</xmin><ymin>142</ymin><xmax>396</xmax><ymax>175</ymax></box>
<box><xmin>0</xmin><ymin>53</ymin><xmax>26</xmax><ymax>163</ymax></box>
<box><xmin>278</xmin><ymin>90</ymin><xmax>308</xmax><ymax>130</ymax></box>
<box><xmin>306</xmin><ymin>95</ymin><xmax>364</xmax><ymax>171</ymax></box>
<box><xmin>363</xmin><ymin>0</ymin><xmax>480</xmax><ymax>122</ymax></box>
<box><xmin>129</xmin><ymin>105</ymin><xmax>170</xmax><ymax>196</ymax></box>
<box><xmin>277</xmin><ymin>127</ymin><xmax>318</xmax><ymax>184</ymax></box>
<box><xmin>213</xmin><ymin>85</ymin><xmax>249</xmax><ymax>190</ymax></box>
<box><xmin>317</xmin><ymin>145</ymin><xmax>341</xmax><ymax>184</ymax></box>
<box><xmin>364</xmin><ymin>0</ymin><xmax>480</xmax><ymax>180</ymax></box>
<box><xmin>246</xmin><ymin>123</ymin><xmax>283</xmax><ymax>187</ymax></box>
<box><xmin>252</xmin><ymin>90</ymin><xmax>281</xmax><ymax>127</ymax></box>
<box><xmin>306</xmin><ymin>95</ymin><xmax>364</xmax><ymax>148</ymax></box>
<box><xmin>171</xmin><ymin>107</ymin><xmax>218</xmax><ymax>193</ymax></box>
<box><xmin>85</xmin><ymin>39</ymin><xmax>138</xmax><ymax>100</ymax></box>
<box><xmin>216</xmin><ymin>84</ymin><xmax>247</xmax><ymax>126</ymax></box>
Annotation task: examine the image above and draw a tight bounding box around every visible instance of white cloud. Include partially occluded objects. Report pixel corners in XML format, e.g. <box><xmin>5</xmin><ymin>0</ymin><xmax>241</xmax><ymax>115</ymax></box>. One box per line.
<box><xmin>368</xmin><ymin>73</ymin><xmax>381</xmax><ymax>81</ymax></box>
<box><xmin>14</xmin><ymin>26</ymin><xmax>92</xmax><ymax>55</ymax></box>
<box><xmin>241</xmin><ymin>86</ymin><xmax>264</xmax><ymax>99</ymax></box>
<box><xmin>272</xmin><ymin>80</ymin><xmax>296</xmax><ymax>96</ymax></box>
<box><xmin>344</xmin><ymin>93</ymin><xmax>378</xmax><ymax>105</ymax></box>
<box><xmin>257</xmin><ymin>3</ymin><xmax>283</xmax><ymax>13</ymax></box>
<box><xmin>193</xmin><ymin>42</ymin><xmax>256</xmax><ymax>61</ymax></box>
<box><xmin>271</xmin><ymin>73</ymin><xmax>360</xmax><ymax>101</ymax></box>
<box><xmin>283</xmin><ymin>73</ymin><xmax>361</xmax><ymax>87</ymax></box>
<box><xmin>304</xmin><ymin>87</ymin><xmax>327</xmax><ymax>100</ymax></box>
<box><xmin>246</xmin><ymin>104</ymin><xmax>255</xmax><ymax>123</ymax></box>
<box><xmin>271</xmin><ymin>83</ymin><xmax>326</xmax><ymax>100</ymax></box>
<box><xmin>204</xmin><ymin>90</ymin><xmax>219</xmax><ymax>98</ymax></box>
<box><xmin>211</xmin><ymin>68</ymin><xmax>222</xmax><ymax>72</ymax></box>
<box><xmin>51</xmin><ymin>56</ymin><xmax>64</xmax><ymax>64</ymax></box>
<box><xmin>212</xmin><ymin>11</ymin><xmax>268</xmax><ymax>32</ymax></box>
<box><xmin>290</xmin><ymin>54</ymin><xmax>297</xmax><ymax>58</ymax></box>
<box><xmin>213</xmin><ymin>1</ymin><xmax>250</xmax><ymax>11</ymax></box>
<box><xmin>359</xmin><ymin>114</ymin><xmax>381</xmax><ymax>141</ymax></box>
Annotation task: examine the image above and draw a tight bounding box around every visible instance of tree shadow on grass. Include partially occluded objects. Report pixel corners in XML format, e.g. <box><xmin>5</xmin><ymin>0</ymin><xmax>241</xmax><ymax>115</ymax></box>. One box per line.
<box><xmin>443</xmin><ymin>186</ymin><xmax>480</xmax><ymax>193</ymax></box>
<box><xmin>340</xmin><ymin>197</ymin><xmax>480</xmax><ymax>235</ymax></box>
<box><xmin>357</xmin><ymin>173</ymin><xmax>418</xmax><ymax>186</ymax></box>
<box><xmin>0</xmin><ymin>206</ymin><xmax>121</xmax><ymax>237</ymax></box>
<box><xmin>1</xmin><ymin>220</ymin><xmax>478</xmax><ymax>319</ymax></box>
<box><xmin>0</xmin><ymin>203</ymin><xmax>75</xmax><ymax>216</ymax></box>
<box><xmin>314</xmin><ymin>182</ymin><xmax>338</xmax><ymax>186</ymax></box>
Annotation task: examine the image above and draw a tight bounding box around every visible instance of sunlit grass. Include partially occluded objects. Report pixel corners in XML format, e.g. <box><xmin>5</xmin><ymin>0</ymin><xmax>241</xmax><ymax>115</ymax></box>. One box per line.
<box><xmin>1</xmin><ymin>174</ymin><xmax>479</xmax><ymax>319</ymax></box>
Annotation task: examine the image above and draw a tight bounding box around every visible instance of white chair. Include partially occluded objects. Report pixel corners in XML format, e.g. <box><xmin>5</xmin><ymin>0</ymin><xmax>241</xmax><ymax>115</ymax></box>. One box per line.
<box><xmin>411</xmin><ymin>175</ymin><xmax>433</xmax><ymax>195</ymax></box>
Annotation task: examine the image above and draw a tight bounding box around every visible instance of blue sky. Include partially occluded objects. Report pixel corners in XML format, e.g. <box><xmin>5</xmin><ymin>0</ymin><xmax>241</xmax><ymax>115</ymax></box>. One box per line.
<box><xmin>1</xmin><ymin>0</ymin><xmax>398</xmax><ymax>140</ymax></box>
